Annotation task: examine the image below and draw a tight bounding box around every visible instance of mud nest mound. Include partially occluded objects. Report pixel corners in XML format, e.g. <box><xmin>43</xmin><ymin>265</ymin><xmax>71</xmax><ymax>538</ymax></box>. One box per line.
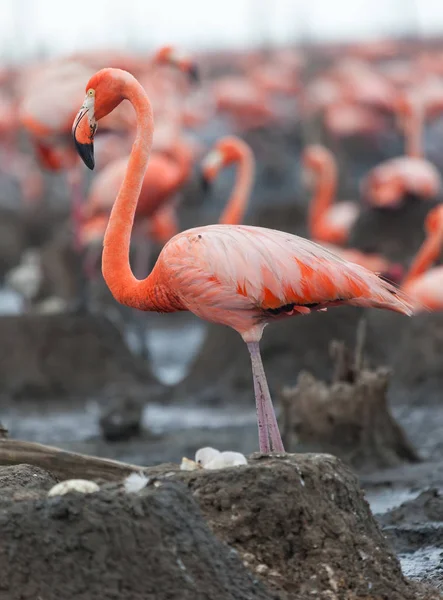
<box><xmin>0</xmin><ymin>454</ymin><xmax>440</xmax><ymax>599</ymax></box>
<box><xmin>279</xmin><ymin>321</ymin><xmax>419</xmax><ymax>472</ymax></box>
<box><xmin>171</xmin><ymin>453</ymin><xmax>436</xmax><ymax>599</ymax></box>
<box><xmin>0</xmin><ymin>476</ymin><xmax>271</xmax><ymax>600</ymax></box>
<box><xmin>0</xmin><ymin>313</ymin><xmax>154</xmax><ymax>398</ymax></box>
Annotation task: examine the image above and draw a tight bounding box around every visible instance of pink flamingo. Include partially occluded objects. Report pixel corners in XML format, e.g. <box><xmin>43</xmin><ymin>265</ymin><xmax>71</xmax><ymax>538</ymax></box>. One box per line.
<box><xmin>73</xmin><ymin>68</ymin><xmax>415</xmax><ymax>453</ymax></box>
<box><xmin>361</xmin><ymin>93</ymin><xmax>441</xmax><ymax>208</ymax></box>
<box><xmin>302</xmin><ymin>144</ymin><xmax>360</xmax><ymax>245</ymax></box>
<box><xmin>201</xmin><ymin>135</ymin><xmax>254</xmax><ymax>226</ymax></box>
<box><xmin>401</xmin><ymin>204</ymin><xmax>443</xmax><ymax>311</ymax></box>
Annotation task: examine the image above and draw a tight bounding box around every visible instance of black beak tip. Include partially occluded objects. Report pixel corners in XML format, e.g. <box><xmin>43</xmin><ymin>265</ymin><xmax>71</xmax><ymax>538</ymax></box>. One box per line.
<box><xmin>188</xmin><ymin>64</ymin><xmax>200</xmax><ymax>84</ymax></box>
<box><xmin>74</xmin><ymin>140</ymin><xmax>95</xmax><ymax>170</ymax></box>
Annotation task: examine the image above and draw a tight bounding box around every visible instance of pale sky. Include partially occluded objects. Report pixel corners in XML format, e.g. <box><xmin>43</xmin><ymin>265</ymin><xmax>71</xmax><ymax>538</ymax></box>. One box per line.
<box><xmin>1</xmin><ymin>0</ymin><xmax>443</xmax><ymax>63</ymax></box>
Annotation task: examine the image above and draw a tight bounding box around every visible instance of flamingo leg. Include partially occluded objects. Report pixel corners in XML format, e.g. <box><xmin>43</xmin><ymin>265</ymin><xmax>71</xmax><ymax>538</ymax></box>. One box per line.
<box><xmin>247</xmin><ymin>341</ymin><xmax>285</xmax><ymax>454</ymax></box>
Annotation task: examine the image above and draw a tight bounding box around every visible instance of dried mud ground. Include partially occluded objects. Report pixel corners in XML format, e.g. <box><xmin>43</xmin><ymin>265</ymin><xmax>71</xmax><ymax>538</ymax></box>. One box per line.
<box><xmin>2</xmin><ymin>311</ymin><xmax>443</xmax><ymax>598</ymax></box>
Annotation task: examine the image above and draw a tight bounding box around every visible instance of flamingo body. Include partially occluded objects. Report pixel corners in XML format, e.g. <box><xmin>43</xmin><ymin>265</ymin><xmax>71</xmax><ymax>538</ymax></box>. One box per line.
<box><xmin>303</xmin><ymin>144</ymin><xmax>359</xmax><ymax>245</ymax></box>
<box><xmin>144</xmin><ymin>224</ymin><xmax>414</xmax><ymax>342</ymax></box>
<box><xmin>362</xmin><ymin>157</ymin><xmax>441</xmax><ymax>208</ymax></box>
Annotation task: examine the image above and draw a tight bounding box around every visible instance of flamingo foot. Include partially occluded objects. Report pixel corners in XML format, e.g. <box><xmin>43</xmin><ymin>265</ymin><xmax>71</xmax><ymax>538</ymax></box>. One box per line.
<box><xmin>247</xmin><ymin>341</ymin><xmax>285</xmax><ymax>454</ymax></box>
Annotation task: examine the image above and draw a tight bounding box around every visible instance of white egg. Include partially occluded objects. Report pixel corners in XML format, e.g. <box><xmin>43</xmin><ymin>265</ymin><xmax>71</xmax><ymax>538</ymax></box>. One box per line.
<box><xmin>48</xmin><ymin>479</ymin><xmax>100</xmax><ymax>497</ymax></box>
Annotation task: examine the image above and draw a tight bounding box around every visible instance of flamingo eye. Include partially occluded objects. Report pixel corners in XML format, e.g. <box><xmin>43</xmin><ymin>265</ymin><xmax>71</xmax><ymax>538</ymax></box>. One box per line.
<box><xmin>87</xmin><ymin>89</ymin><xmax>95</xmax><ymax>97</ymax></box>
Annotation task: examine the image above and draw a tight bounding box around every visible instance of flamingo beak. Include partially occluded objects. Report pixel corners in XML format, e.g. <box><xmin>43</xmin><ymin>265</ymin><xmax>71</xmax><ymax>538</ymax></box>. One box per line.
<box><xmin>72</xmin><ymin>99</ymin><xmax>97</xmax><ymax>170</ymax></box>
<box><xmin>200</xmin><ymin>150</ymin><xmax>223</xmax><ymax>192</ymax></box>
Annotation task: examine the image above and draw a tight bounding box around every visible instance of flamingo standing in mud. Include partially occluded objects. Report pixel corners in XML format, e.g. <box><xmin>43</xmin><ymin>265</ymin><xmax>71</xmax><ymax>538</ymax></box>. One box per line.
<box><xmin>401</xmin><ymin>204</ymin><xmax>443</xmax><ymax>311</ymax></box>
<box><xmin>73</xmin><ymin>68</ymin><xmax>415</xmax><ymax>453</ymax></box>
<box><xmin>302</xmin><ymin>144</ymin><xmax>360</xmax><ymax>245</ymax></box>
<box><xmin>361</xmin><ymin>93</ymin><xmax>441</xmax><ymax>208</ymax></box>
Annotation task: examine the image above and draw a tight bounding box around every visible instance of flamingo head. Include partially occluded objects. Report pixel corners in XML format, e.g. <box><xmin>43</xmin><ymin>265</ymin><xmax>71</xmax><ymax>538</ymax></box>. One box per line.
<box><xmin>72</xmin><ymin>69</ymin><xmax>126</xmax><ymax>170</ymax></box>
<box><xmin>302</xmin><ymin>145</ymin><xmax>332</xmax><ymax>172</ymax></box>
<box><xmin>301</xmin><ymin>144</ymin><xmax>335</xmax><ymax>189</ymax></box>
<box><xmin>152</xmin><ymin>46</ymin><xmax>199</xmax><ymax>84</ymax></box>
<box><xmin>200</xmin><ymin>136</ymin><xmax>247</xmax><ymax>189</ymax></box>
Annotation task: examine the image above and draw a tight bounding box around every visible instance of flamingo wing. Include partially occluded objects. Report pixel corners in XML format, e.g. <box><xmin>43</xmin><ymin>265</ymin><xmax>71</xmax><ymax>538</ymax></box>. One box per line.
<box><xmin>157</xmin><ymin>225</ymin><xmax>414</xmax><ymax>336</ymax></box>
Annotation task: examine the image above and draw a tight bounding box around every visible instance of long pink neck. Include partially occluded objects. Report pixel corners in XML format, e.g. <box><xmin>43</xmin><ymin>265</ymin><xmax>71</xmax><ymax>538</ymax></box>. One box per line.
<box><xmin>102</xmin><ymin>73</ymin><xmax>177</xmax><ymax>311</ymax></box>
<box><xmin>308</xmin><ymin>152</ymin><xmax>337</xmax><ymax>236</ymax></box>
<box><xmin>219</xmin><ymin>142</ymin><xmax>254</xmax><ymax>225</ymax></box>
<box><xmin>403</xmin><ymin>227</ymin><xmax>443</xmax><ymax>287</ymax></box>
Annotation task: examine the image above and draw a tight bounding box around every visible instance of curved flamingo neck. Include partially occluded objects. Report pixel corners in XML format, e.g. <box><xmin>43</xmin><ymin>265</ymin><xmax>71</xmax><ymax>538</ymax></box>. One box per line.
<box><xmin>308</xmin><ymin>152</ymin><xmax>337</xmax><ymax>236</ymax></box>
<box><xmin>219</xmin><ymin>142</ymin><xmax>254</xmax><ymax>225</ymax></box>
<box><xmin>402</xmin><ymin>227</ymin><xmax>443</xmax><ymax>287</ymax></box>
<box><xmin>102</xmin><ymin>73</ymin><xmax>178</xmax><ymax>311</ymax></box>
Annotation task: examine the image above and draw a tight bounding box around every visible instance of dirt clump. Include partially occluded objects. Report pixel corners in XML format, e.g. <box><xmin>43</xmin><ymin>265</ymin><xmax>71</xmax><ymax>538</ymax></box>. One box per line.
<box><xmin>0</xmin><ymin>479</ymin><xmax>273</xmax><ymax>600</ymax></box>
<box><xmin>279</xmin><ymin>326</ymin><xmax>419</xmax><ymax>472</ymax></box>
<box><xmin>168</xmin><ymin>453</ymin><xmax>437</xmax><ymax>599</ymax></box>
<box><xmin>0</xmin><ymin>464</ymin><xmax>57</xmax><ymax>507</ymax></box>
<box><xmin>0</xmin><ymin>313</ymin><xmax>154</xmax><ymax>398</ymax></box>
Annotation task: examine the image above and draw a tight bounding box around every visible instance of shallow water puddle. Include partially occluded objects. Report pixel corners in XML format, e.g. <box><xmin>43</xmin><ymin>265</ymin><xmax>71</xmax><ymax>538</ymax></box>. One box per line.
<box><xmin>145</xmin><ymin>322</ymin><xmax>206</xmax><ymax>385</ymax></box>
<box><xmin>0</xmin><ymin>288</ymin><xmax>24</xmax><ymax>314</ymax></box>
<box><xmin>365</xmin><ymin>488</ymin><xmax>422</xmax><ymax>515</ymax></box>
<box><xmin>143</xmin><ymin>403</ymin><xmax>256</xmax><ymax>435</ymax></box>
<box><xmin>3</xmin><ymin>400</ymin><xmax>256</xmax><ymax>444</ymax></box>
<box><xmin>399</xmin><ymin>547</ymin><xmax>443</xmax><ymax>580</ymax></box>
